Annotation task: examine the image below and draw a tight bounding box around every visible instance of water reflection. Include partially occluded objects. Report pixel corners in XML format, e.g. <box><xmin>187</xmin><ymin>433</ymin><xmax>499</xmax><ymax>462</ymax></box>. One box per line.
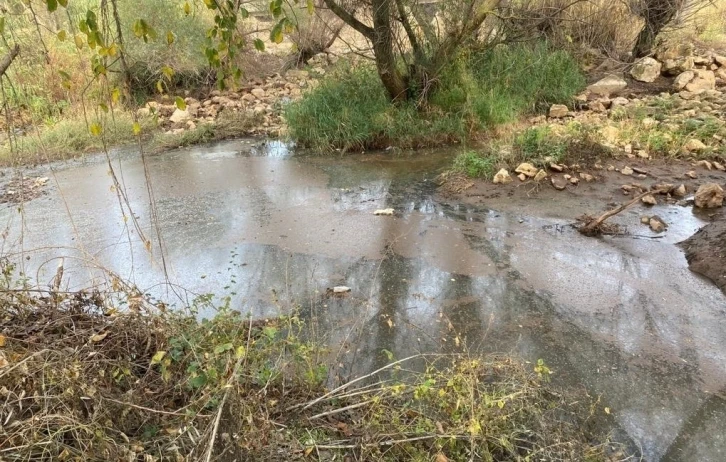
<box><xmin>0</xmin><ymin>140</ymin><xmax>725</xmax><ymax>460</ymax></box>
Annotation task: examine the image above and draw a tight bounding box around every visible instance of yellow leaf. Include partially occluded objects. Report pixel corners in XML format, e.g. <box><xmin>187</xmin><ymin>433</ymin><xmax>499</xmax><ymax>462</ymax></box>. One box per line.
<box><xmin>175</xmin><ymin>96</ymin><xmax>187</xmax><ymax>110</ymax></box>
<box><xmin>0</xmin><ymin>334</ymin><xmax>6</xmax><ymax>347</ymax></box>
<box><xmin>468</xmin><ymin>419</ymin><xmax>481</xmax><ymax>436</ymax></box>
<box><xmin>0</xmin><ymin>354</ymin><xmax>8</xmax><ymax>368</ymax></box>
<box><xmin>183</xmin><ymin>1</ymin><xmax>191</xmax><ymax>15</ymax></box>
<box><xmin>132</xmin><ymin>122</ymin><xmax>141</xmax><ymax>135</ymax></box>
<box><xmin>156</xmin><ymin>80</ymin><xmax>164</xmax><ymax>94</ymax></box>
<box><xmin>74</xmin><ymin>33</ymin><xmax>85</xmax><ymax>49</ymax></box>
<box><xmin>107</xmin><ymin>43</ymin><xmax>118</xmax><ymax>57</ymax></box>
<box><xmin>111</xmin><ymin>88</ymin><xmax>121</xmax><ymax>104</ymax></box>
<box><xmin>57</xmin><ymin>29</ymin><xmax>67</xmax><ymax>41</ymax></box>
<box><xmin>150</xmin><ymin>350</ymin><xmax>167</xmax><ymax>365</ymax></box>
<box><xmin>166</xmin><ymin>31</ymin><xmax>175</xmax><ymax>45</ymax></box>
<box><xmin>497</xmin><ymin>400</ymin><xmax>505</xmax><ymax>409</ymax></box>
<box><xmin>161</xmin><ymin>65</ymin><xmax>174</xmax><ymax>81</ymax></box>
<box><xmin>90</xmin><ymin>331</ymin><xmax>108</xmax><ymax>342</ymax></box>
<box><xmin>235</xmin><ymin>345</ymin><xmax>246</xmax><ymax>359</ymax></box>
<box><xmin>89</xmin><ymin>123</ymin><xmax>102</xmax><ymax>136</ymax></box>
<box><xmin>604</xmin><ymin>407</ymin><xmax>611</xmax><ymax>415</ymax></box>
<box><xmin>386</xmin><ymin>318</ymin><xmax>393</xmax><ymax>328</ymax></box>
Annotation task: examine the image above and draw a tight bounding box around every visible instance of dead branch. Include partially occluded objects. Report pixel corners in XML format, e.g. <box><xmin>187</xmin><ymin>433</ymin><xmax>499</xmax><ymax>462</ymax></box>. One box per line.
<box><xmin>0</xmin><ymin>45</ymin><xmax>20</xmax><ymax>79</ymax></box>
<box><xmin>580</xmin><ymin>187</ymin><xmax>667</xmax><ymax>235</ymax></box>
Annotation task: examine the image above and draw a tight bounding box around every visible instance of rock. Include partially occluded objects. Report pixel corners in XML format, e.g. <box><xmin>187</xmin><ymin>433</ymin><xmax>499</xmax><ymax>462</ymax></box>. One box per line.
<box><xmin>517</xmin><ymin>173</ymin><xmax>527</xmax><ymax>182</ymax></box>
<box><xmin>686</xmin><ymin>170</ymin><xmax>698</xmax><ymax>179</ymax></box>
<box><xmin>649</xmin><ymin>216</ymin><xmax>667</xmax><ymax>233</ymax></box>
<box><xmin>136</xmin><ymin>107</ymin><xmax>151</xmax><ymax>118</ymax></box>
<box><xmin>715</xmin><ymin>55</ymin><xmax>726</xmax><ymax>66</ymax></box>
<box><xmin>373</xmin><ymin>208</ymin><xmax>395</xmax><ymax>216</ymax></box>
<box><xmin>549</xmin><ymin>163</ymin><xmax>564</xmax><ymax>172</ymax></box>
<box><xmin>548</xmin><ymin>104</ymin><xmax>569</xmax><ymax>118</ymax></box>
<box><xmin>630</xmin><ymin>57</ymin><xmax>662</xmax><ymax>82</ymax></box>
<box><xmin>493</xmin><ymin>168</ymin><xmax>513</xmax><ymax>184</ymax></box>
<box><xmin>636</xmin><ymin>150</ymin><xmax>650</xmax><ymax>159</ymax></box>
<box><xmin>251</xmin><ymin>88</ymin><xmax>266</xmax><ymax>98</ymax></box>
<box><xmin>242</xmin><ymin>93</ymin><xmax>256</xmax><ymax>102</ymax></box>
<box><xmin>685</xmin><ymin>69</ymin><xmax>716</xmax><ymax>93</ymax></box>
<box><xmin>694</xmin><ymin>183</ymin><xmax>724</xmax><ymax>208</ymax></box>
<box><xmin>587</xmin><ymin>75</ymin><xmax>627</xmax><ymax>97</ymax></box>
<box><xmin>333</xmin><ymin>286</ymin><xmax>351</xmax><ymax>293</ymax></box>
<box><xmin>673</xmin><ymin>184</ymin><xmax>687</xmax><ymax>197</ymax></box>
<box><xmin>632</xmin><ymin>167</ymin><xmax>648</xmax><ymax>175</ymax></box>
<box><xmin>611</xmin><ymin>97</ymin><xmax>630</xmax><ymax>107</ymax></box>
<box><xmin>683</xmin><ymin>138</ymin><xmax>707</xmax><ymax>153</ymax></box>
<box><xmin>641</xmin><ymin>216</ymin><xmax>650</xmax><ymax>224</ymax></box>
<box><xmin>534</xmin><ymin>169</ymin><xmax>548</xmax><ymax>182</ymax></box>
<box><xmin>641</xmin><ymin>194</ymin><xmax>657</xmax><ymax>205</ymax></box>
<box><xmin>713</xmin><ymin>161</ymin><xmax>726</xmax><ymax>171</ymax></box>
<box><xmin>580</xmin><ymin>173</ymin><xmax>595</xmax><ymax>182</ymax></box>
<box><xmin>663</xmin><ymin>56</ymin><xmax>695</xmax><ymax>76</ymax></box>
<box><xmin>569</xmin><ymin>177</ymin><xmax>580</xmax><ymax>185</ymax></box>
<box><xmin>696</xmin><ymin>160</ymin><xmax>713</xmax><ymax>170</ymax></box>
<box><xmin>657</xmin><ymin>43</ymin><xmax>694</xmax><ymax>61</ymax></box>
<box><xmin>673</xmin><ymin>71</ymin><xmax>695</xmax><ymax>90</ymax></box>
<box><xmin>169</xmin><ymin>109</ymin><xmax>191</xmax><ymax>124</ymax></box>
<box><xmin>621</xmin><ymin>166</ymin><xmax>634</xmax><ymax>176</ymax></box>
<box><xmin>551</xmin><ymin>177</ymin><xmax>567</xmax><ymax>190</ymax></box>
<box><xmin>515</xmin><ymin>162</ymin><xmax>539</xmax><ymax>178</ymax></box>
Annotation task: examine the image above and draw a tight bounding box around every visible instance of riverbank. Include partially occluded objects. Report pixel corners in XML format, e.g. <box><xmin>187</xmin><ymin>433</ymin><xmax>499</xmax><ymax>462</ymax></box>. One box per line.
<box><xmin>0</xmin><ymin>278</ymin><xmax>624</xmax><ymax>461</ymax></box>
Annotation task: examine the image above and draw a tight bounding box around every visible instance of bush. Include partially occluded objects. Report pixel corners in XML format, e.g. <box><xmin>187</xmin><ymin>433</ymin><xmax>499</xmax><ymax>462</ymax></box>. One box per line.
<box><xmin>286</xmin><ymin>43</ymin><xmax>584</xmax><ymax>152</ymax></box>
<box><xmin>453</xmin><ymin>150</ymin><xmax>497</xmax><ymax>178</ymax></box>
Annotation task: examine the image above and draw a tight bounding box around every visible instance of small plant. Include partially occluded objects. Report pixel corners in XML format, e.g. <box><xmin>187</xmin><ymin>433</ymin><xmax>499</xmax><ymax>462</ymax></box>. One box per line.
<box><xmin>453</xmin><ymin>150</ymin><xmax>496</xmax><ymax>178</ymax></box>
<box><xmin>513</xmin><ymin>126</ymin><xmax>568</xmax><ymax>164</ymax></box>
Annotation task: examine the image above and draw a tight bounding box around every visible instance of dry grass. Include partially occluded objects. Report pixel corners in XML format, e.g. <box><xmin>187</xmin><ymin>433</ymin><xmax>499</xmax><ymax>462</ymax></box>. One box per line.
<box><xmin>0</xmin><ymin>264</ymin><xmax>630</xmax><ymax>461</ymax></box>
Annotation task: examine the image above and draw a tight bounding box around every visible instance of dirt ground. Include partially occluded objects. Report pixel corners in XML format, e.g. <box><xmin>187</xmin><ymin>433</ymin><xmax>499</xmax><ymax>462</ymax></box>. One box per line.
<box><xmin>443</xmin><ymin>158</ymin><xmax>726</xmax><ymax>293</ymax></box>
<box><xmin>680</xmin><ymin>219</ymin><xmax>726</xmax><ymax>294</ymax></box>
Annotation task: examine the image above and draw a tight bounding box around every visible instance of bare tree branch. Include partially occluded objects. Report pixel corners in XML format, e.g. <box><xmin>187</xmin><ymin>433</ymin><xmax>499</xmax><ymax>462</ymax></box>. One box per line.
<box><xmin>322</xmin><ymin>0</ymin><xmax>374</xmax><ymax>39</ymax></box>
<box><xmin>0</xmin><ymin>45</ymin><xmax>20</xmax><ymax>79</ymax></box>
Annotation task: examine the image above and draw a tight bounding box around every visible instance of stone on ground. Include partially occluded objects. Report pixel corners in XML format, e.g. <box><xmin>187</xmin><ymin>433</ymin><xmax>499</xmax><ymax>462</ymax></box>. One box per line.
<box><xmin>641</xmin><ymin>194</ymin><xmax>657</xmax><ymax>206</ymax></box>
<box><xmin>673</xmin><ymin>71</ymin><xmax>695</xmax><ymax>90</ymax></box>
<box><xmin>694</xmin><ymin>184</ymin><xmax>724</xmax><ymax>208</ymax></box>
<box><xmin>587</xmin><ymin>75</ymin><xmax>627</xmax><ymax>97</ymax></box>
<box><xmin>548</xmin><ymin>104</ymin><xmax>569</xmax><ymax>118</ymax></box>
<box><xmin>685</xmin><ymin>69</ymin><xmax>716</xmax><ymax>93</ymax></box>
<box><xmin>515</xmin><ymin>163</ymin><xmax>539</xmax><ymax>178</ymax></box>
<box><xmin>630</xmin><ymin>57</ymin><xmax>662</xmax><ymax>82</ymax></box>
<box><xmin>493</xmin><ymin>168</ymin><xmax>513</xmax><ymax>184</ymax></box>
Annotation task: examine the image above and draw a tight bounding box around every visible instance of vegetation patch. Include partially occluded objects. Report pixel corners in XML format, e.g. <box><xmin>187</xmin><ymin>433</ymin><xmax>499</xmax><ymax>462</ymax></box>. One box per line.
<box><xmin>285</xmin><ymin>44</ymin><xmax>585</xmax><ymax>152</ymax></box>
<box><xmin>0</xmin><ymin>268</ymin><xmax>624</xmax><ymax>461</ymax></box>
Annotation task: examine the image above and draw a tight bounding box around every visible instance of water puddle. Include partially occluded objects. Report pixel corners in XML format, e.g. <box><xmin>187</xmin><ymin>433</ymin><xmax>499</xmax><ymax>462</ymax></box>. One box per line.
<box><xmin>1</xmin><ymin>138</ymin><xmax>725</xmax><ymax>460</ymax></box>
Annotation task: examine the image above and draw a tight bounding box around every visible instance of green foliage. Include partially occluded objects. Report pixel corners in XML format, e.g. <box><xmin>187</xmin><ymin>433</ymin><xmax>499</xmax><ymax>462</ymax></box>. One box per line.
<box><xmin>513</xmin><ymin>126</ymin><xmax>568</xmax><ymax>164</ymax></box>
<box><xmin>453</xmin><ymin>150</ymin><xmax>496</xmax><ymax>178</ymax></box>
<box><xmin>286</xmin><ymin>43</ymin><xmax>584</xmax><ymax>151</ymax></box>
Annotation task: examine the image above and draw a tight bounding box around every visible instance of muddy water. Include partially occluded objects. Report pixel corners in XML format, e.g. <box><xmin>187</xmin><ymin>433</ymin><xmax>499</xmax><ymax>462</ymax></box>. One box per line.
<box><xmin>2</xmin><ymin>139</ymin><xmax>726</xmax><ymax>461</ymax></box>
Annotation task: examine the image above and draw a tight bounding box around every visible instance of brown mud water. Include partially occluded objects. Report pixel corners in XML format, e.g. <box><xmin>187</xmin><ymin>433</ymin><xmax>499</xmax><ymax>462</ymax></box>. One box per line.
<box><xmin>0</xmin><ymin>139</ymin><xmax>725</xmax><ymax>460</ymax></box>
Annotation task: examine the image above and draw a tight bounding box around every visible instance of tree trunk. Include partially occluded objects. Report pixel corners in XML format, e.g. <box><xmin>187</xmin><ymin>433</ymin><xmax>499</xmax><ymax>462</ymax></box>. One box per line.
<box><xmin>632</xmin><ymin>0</ymin><xmax>681</xmax><ymax>58</ymax></box>
<box><xmin>371</xmin><ymin>0</ymin><xmax>408</xmax><ymax>102</ymax></box>
<box><xmin>0</xmin><ymin>45</ymin><xmax>20</xmax><ymax>79</ymax></box>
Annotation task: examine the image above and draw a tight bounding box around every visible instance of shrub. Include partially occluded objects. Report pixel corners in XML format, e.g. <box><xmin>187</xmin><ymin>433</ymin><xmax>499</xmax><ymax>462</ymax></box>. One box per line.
<box><xmin>453</xmin><ymin>150</ymin><xmax>497</xmax><ymax>178</ymax></box>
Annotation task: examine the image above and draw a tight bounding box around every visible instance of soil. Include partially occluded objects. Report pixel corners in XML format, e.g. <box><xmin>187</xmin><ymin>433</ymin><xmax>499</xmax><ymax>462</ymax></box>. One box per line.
<box><xmin>679</xmin><ymin>218</ymin><xmax>726</xmax><ymax>295</ymax></box>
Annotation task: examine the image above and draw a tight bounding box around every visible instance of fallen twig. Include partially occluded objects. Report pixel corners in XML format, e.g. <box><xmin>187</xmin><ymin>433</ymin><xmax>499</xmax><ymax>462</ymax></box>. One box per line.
<box><xmin>580</xmin><ymin>188</ymin><xmax>667</xmax><ymax>235</ymax></box>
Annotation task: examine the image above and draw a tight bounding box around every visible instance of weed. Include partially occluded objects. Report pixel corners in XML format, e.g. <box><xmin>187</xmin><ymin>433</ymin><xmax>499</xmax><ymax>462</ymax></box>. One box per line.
<box><xmin>513</xmin><ymin>126</ymin><xmax>568</xmax><ymax>164</ymax></box>
<box><xmin>453</xmin><ymin>150</ymin><xmax>497</xmax><ymax>178</ymax></box>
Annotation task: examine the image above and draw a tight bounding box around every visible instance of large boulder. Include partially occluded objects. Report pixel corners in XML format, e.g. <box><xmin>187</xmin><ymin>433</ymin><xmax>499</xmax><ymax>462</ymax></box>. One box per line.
<box><xmin>515</xmin><ymin>163</ymin><xmax>539</xmax><ymax>178</ymax></box>
<box><xmin>630</xmin><ymin>57</ymin><xmax>662</xmax><ymax>83</ymax></box>
<box><xmin>694</xmin><ymin>183</ymin><xmax>724</xmax><ymax>208</ymax></box>
<box><xmin>493</xmin><ymin>168</ymin><xmax>513</xmax><ymax>184</ymax></box>
<box><xmin>548</xmin><ymin>104</ymin><xmax>569</xmax><ymax>118</ymax></box>
<box><xmin>684</xmin><ymin>69</ymin><xmax>716</xmax><ymax>93</ymax></box>
<box><xmin>587</xmin><ymin>75</ymin><xmax>627</xmax><ymax>97</ymax></box>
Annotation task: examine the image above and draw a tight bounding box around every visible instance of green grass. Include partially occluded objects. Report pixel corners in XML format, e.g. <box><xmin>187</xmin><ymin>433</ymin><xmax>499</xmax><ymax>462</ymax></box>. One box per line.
<box><xmin>513</xmin><ymin>126</ymin><xmax>568</xmax><ymax>164</ymax></box>
<box><xmin>285</xmin><ymin>43</ymin><xmax>585</xmax><ymax>152</ymax></box>
<box><xmin>452</xmin><ymin>150</ymin><xmax>498</xmax><ymax>178</ymax></box>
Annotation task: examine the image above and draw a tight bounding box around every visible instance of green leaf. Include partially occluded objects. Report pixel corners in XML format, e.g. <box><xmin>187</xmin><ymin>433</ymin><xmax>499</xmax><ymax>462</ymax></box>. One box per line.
<box><xmin>183</xmin><ymin>1</ymin><xmax>191</xmax><ymax>15</ymax></box>
<box><xmin>57</xmin><ymin>29</ymin><xmax>67</xmax><ymax>41</ymax></box>
<box><xmin>150</xmin><ymin>350</ymin><xmax>167</xmax><ymax>365</ymax></box>
<box><xmin>58</xmin><ymin>0</ymin><xmax>67</xmax><ymax>6</ymax></box>
<box><xmin>306</xmin><ymin>0</ymin><xmax>314</xmax><ymax>15</ymax></box>
<box><xmin>213</xmin><ymin>342</ymin><xmax>233</xmax><ymax>354</ymax></box>
<box><xmin>253</xmin><ymin>38</ymin><xmax>265</xmax><ymax>52</ymax></box>
<box><xmin>46</xmin><ymin>0</ymin><xmax>58</xmax><ymax>13</ymax></box>
<box><xmin>98</xmin><ymin>103</ymin><xmax>109</xmax><ymax>113</ymax></box>
<box><xmin>0</xmin><ymin>17</ymin><xmax>5</xmax><ymax>35</ymax></box>
<box><xmin>270</xmin><ymin>21</ymin><xmax>284</xmax><ymax>44</ymax></box>
<box><xmin>161</xmin><ymin>66</ymin><xmax>175</xmax><ymax>81</ymax></box>
<box><xmin>166</xmin><ymin>31</ymin><xmax>175</xmax><ymax>45</ymax></box>
<box><xmin>239</xmin><ymin>8</ymin><xmax>249</xmax><ymax>19</ymax></box>
<box><xmin>74</xmin><ymin>33</ymin><xmax>85</xmax><ymax>49</ymax></box>
<box><xmin>189</xmin><ymin>374</ymin><xmax>207</xmax><ymax>389</ymax></box>
<box><xmin>269</xmin><ymin>0</ymin><xmax>283</xmax><ymax>18</ymax></box>
<box><xmin>175</xmin><ymin>96</ymin><xmax>187</xmax><ymax>111</ymax></box>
